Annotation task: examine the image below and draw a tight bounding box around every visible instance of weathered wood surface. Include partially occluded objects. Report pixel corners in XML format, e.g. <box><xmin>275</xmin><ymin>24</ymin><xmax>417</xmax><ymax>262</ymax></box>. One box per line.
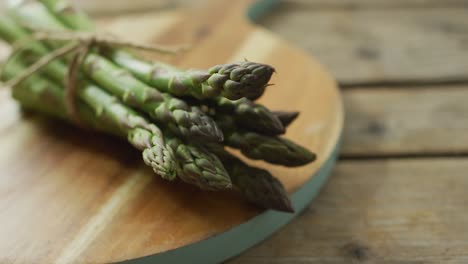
<box><xmin>229</xmin><ymin>159</ymin><xmax>468</xmax><ymax>264</ymax></box>
<box><xmin>259</xmin><ymin>5</ymin><xmax>468</xmax><ymax>85</ymax></box>
<box><xmin>341</xmin><ymin>86</ymin><xmax>468</xmax><ymax>157</ymax></box>
<box><xmin>287</xmin><ymin>0</ymin><xmax>468</xmax><ymax>7</ymax></box>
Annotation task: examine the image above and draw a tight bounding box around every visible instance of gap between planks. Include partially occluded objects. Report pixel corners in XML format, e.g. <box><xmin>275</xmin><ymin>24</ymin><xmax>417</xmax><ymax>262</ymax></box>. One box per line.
<box><xmin>339</xmin><ymin>85</ymin><xmax>468</xmax><ymax>157</ymax></box>
<box><xmin>340</xmin><ymin>152</ymin><xmax>468</xmax><ymax>161</ymax></box>
<box><xmin>259</xmin><ymin>6</ymin><xmax>468</xmax><ymax>84</ymax></box>
<box><xmin>340</xmin><ymin>79</ymin><xmax>468</xmax><ymax>89</ymax></box>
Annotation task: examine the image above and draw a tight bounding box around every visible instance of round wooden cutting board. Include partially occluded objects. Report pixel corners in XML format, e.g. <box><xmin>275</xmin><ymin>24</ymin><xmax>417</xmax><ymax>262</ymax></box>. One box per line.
<box><xmin>0</xmin><ymin>0</ymin><xmax>343</xmax><ymax>263</ymax></box>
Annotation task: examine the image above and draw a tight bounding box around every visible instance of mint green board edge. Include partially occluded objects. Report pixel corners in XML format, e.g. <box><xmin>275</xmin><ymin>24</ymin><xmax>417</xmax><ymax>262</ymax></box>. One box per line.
<box><xmin>118</xmin><ymin>1</ymin><xmax>341</xmax><ymax>263</ymax></box>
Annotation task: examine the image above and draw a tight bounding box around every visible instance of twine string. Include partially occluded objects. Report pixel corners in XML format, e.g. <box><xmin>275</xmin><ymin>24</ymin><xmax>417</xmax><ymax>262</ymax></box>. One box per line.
<box><xmin>0</xmin><ymin>31</ymin><xmax>187</xmax><ymax>127</ymax></box>
<box><xmin>65</xmin><ymin>40</ymin><xmax>91</xmax><ymax>128</ymax></box>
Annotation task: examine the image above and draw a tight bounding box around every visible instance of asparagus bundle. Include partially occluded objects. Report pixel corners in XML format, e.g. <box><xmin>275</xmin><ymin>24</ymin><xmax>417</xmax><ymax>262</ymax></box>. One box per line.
<box><xmin>2</xmin><ymin>58</ymin><xmax>178</xmax><ymax>180</ymax></box>
<box><xmin>7</xmin><ymin>2</ymin><xmax>223</xmax><ymax>142</ymax></box>
<box><xmin>0</xmin><ymin>0</ymin><xmax>317</xmax><ymax>212</ymax></box>
<box><xmin>38</xmin><ymin>0</ymin><xmax>275</xmax><ymax>101</ymax></box>
<box><xmin>27</xmin><ymin>0</ymin><xmax>285</xmax><ymax>135</ymax></box>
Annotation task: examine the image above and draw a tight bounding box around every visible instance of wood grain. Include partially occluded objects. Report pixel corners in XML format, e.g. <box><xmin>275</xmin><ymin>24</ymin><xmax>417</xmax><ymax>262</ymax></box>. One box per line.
<box><xmin>229</xmin><ymin>159</ymin><xmax>468</xmax><ymax>264</ymax></box>
<box><xmin>259</xmin><ymin>5</ymin><xmax>468</xmax><ymax>85</ymax></box>
<box><xmin>0</xmin><ymin>1</ymin><xmax>342</xmax><ymax>263</ymax></box>
<box><xmin>341</xmin><ymin>86</ymin><xmax>468</xmax><ymax>157</ymax></box>
<box><xmin>285</xmin><ymin>0</ymin><xmax>468</xmax><ymax>8</ymax></box>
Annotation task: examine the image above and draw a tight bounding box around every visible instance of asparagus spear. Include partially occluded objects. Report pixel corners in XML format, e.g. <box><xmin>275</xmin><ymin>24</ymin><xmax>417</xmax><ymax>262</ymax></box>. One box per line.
<box><xmin>2</xmin><ymin>58</ymin><xmax>178</xmax><ymax>180</ymax></box>
<box><xmin>6</xmin><ymin>2</ymin><xmax>223</xmax><ymax>142</ymax></box>
<box><xmin>37</xmin><ymin>0</ymin><xmax>275</xmax><ymax>101</ymax></box>
<box><xmin>110</xmin><ymin>51</ymin><xmax>275</xmax><ymax>100</ymax></box>
<box><xmin>0</xmin><ymin>16</ymin><xmax>67</xmax><ymax>85</ymax></box>
<box><xmin>81</xmin><ymin>53</ymin><xmax>224</xmax><ymax>141</ymax></box>
<box><xmin>273</xmin><ymin>111</ymin><xmax>300</xmax><ymax>128</ymax></box>
<box><xmin>213</xmin><ymin>97</ymin><xmax>285</xmax><ymax>135</ymax></box>
<box><xmin>216</xmin><ymin>114</ymin><xmax>316</xmax><ymax>167</ymax></box>
<box><xmin>36</xmin><ymin>0</ymin><xmax>283</xmax><ymax>139</ymax></box>
<box><xmin>38</xmin><ymin>0</ymin><xmax>94</xmax><ymax>31</ymax></box>
<box><xmin>209</xmin><ymin>146</ymin><xmax>293</xmax><ymax>212</ymax></box>
<box><xmin>166</xmin><ymin>136</ymin><xmax>232</xmax><ymax>190</ymax></box>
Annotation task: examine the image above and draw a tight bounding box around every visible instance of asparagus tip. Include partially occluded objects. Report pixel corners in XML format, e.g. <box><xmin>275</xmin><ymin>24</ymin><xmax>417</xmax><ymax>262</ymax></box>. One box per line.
<box><xmin>273</xmin><ymin>111</ymin><xmax>300</xmax><ymax>128</ymax></box>
<box><xmin>210</xmin><ymin>61</ymin><xmax>275</xmax><ymax>101</ymax></box>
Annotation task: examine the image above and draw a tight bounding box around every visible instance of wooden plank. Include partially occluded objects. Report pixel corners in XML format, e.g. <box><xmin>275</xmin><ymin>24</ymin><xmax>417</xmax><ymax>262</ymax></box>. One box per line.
<box><xmin>285</xmin><ymin>0</ymin><xmax>468</xmax><ymax>8</ymax></box>
<box><xmin>340</xmin><ymin>86</ymin><xmax>468</xmax><ymax>156</ymax></box>
<box><xmin>259</xmin><ymin>6</ymin><xmax>468</xmax><ymax>84</ymax></box>
<box><xmin>229</xmin><ymin>158</ymin><xmax>468</xmax><ymax>264</ymax></box>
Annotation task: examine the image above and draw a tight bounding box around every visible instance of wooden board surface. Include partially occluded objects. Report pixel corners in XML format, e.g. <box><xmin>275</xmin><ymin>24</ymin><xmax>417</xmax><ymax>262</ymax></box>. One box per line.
<box><xmin>0</xmin><ymin>0</ymin><xmax>342</xmax><ymax>263</ymax></box>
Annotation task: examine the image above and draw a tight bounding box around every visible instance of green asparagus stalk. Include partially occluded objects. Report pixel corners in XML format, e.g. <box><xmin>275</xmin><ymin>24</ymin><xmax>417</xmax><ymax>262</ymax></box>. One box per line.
<box><xmin>109</xmin><ymin>51</ymin><xmax>275</xmax><ymax>100</ymax></box>
<box><xmin>0</xmin><ymin>16</ymin><xmax>67</xmax><ymax>85</ymax></box>
<box><xmin>216</xmin><ymin>114</ymin><xmax>316</xmax><ymax>167</ymax></box>
<box><xmin>209</xmin><ymin>146</ymin><xmax>293</xmax><ymax>212</ymax></box>
<box><xmin>213</xmin><ymin>97</ymin><xmax>285</xmax><ymax>135</ymax></box>
<box><xmin>37</xmin><ymin>0</ymin><xmax>275</xmax><ymax>101</ymax></box>
<box><xmin>6</xmin><ymin>2</ymin><xmax>223</xmax><ymax>142</ymax></box>
<box><xmin>81</xmin><ymin>53</ymin><xmax>224</xmax><ymax>141</ymax></box>
<box><xmin>38</xmin><ymin>0</ymin><xmax>94</xmax><ymax>31</ymax></box>
<box><xmin>165</xmin><ymin>135</ymin><xmax>232</xmax><ymax>190</ymax></box>
<box><xmin>2</xmin><ymin>54</ymin><xmax>231</xmax><ymax>189</ymax></box>
<box><xmin>2</xmin><ymin>58</ymin><xmax>178</xmax><ymax>180</ymax></box>
<box><xmin>0</xmin><ymin>33</ymin><xmax>231</xmax><ymax>190</ymax></box>
<box><xmin>273</xmin><ymin>111</ymin><xmax>300</xmax><ymax>128</ymax></box>
<box><xmin>2</xmin><ymin>60</ymin><xmax>68</xmax><ymax>120</ymax></box>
